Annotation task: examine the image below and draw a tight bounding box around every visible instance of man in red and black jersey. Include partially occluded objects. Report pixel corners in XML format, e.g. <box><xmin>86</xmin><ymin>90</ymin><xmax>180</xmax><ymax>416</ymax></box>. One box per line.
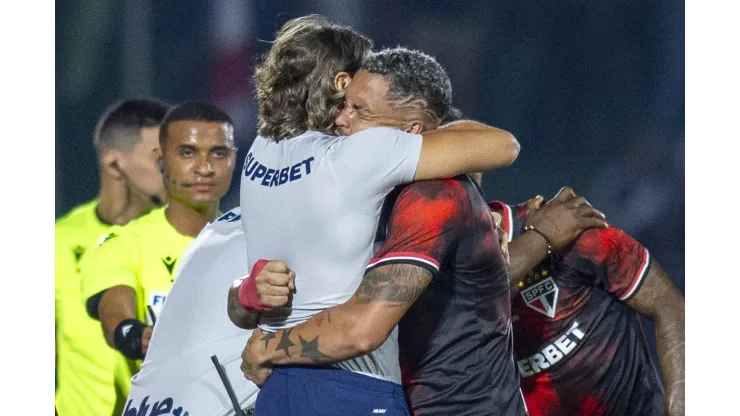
<box><xmin>240</xmin><ymin>48</ymin><xmax>608</xmax><ymax>415</ymax></box>
<box><xmin>490</xmin><ymin>191</ymin><xmax>685</xmax><ymax>416</ymax></box>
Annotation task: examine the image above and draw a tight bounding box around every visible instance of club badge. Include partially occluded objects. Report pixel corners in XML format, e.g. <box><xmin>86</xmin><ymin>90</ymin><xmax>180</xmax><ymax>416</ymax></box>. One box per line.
<box><xmin>521</xmin><ymin>277</ymin><xmax>559</xmax><ymax>318</ymax></box>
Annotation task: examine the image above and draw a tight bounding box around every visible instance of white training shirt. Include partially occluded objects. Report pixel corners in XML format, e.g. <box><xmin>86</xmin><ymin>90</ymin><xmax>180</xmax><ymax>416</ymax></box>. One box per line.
<box><xmin>124</xmin><ymin>208</ymin><xmax>257</xmax><ymax>416</ymax></box>
<box><xmin>240</xmin><ymin>128</ymin><xmax>423</xmax><ymax>383</ymax></box>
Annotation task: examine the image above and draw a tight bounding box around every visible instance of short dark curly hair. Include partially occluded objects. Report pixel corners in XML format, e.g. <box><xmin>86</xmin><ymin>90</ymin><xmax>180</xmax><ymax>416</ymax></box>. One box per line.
<box><xmin>361</xmin><ymin>47</ymin><xmax>452</xmax><ymax>129</ymax></box>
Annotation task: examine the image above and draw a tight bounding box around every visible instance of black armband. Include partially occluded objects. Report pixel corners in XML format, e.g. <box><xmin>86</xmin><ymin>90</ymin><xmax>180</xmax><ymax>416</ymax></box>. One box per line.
<box><xmin>113</xmin><ymin>319</ymin><xmax>146</xmax><ymax>360</ymax></box>
<box><xmin>85</xmin><ymin>290</ymin><xmax>106</xmax><ymax>320</ymax></box>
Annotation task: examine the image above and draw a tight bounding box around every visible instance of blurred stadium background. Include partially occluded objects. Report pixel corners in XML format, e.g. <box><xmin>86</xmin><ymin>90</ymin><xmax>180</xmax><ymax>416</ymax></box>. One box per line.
<box><xmin>56</xmin><ymin>0</ymin><xmax>684</xmax><ymax>363</ymax></box>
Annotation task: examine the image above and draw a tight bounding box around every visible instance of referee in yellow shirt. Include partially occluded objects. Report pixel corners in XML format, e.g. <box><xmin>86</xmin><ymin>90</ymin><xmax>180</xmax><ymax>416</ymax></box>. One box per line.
<box><xmin>80</xmin><ymin>102</ymin><xmax>237</xmax><ymax>381</ymax></box>
<box><xmin>55</xmin><ymin>99</ymin><xmax>169</xmax><ymax>416</ymax></box>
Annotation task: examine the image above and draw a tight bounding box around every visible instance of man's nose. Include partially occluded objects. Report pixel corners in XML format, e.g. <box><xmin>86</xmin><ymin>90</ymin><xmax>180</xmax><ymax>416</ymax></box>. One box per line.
<box><xmin>195</xmin><ymin>154</ymin><xmax>215</xmax><ymax>176</ymax></box>
<box><xmin>335</xmin><ymin>106</ymin><xmax>352</xmax><ymax>128</ymax></box>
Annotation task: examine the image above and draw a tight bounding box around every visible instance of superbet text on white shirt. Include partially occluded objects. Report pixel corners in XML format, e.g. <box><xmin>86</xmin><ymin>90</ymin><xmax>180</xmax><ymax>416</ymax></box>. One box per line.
<box><xmin>240</xmin><ymin>127</ymin><xmax>423</xmax><ymax>383</ymax></box>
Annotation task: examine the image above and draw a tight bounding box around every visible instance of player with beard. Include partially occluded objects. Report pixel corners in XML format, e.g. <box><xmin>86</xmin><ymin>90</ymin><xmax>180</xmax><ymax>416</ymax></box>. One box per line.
<box><xmin>489</xmin><ymin>192</ymin><xmax>685</xmax><ymax>415</ymax></box>
<box><xmin>80</xmin><ymin>102</ymin><xmax>237</xmax><ymax>395</ymax></box>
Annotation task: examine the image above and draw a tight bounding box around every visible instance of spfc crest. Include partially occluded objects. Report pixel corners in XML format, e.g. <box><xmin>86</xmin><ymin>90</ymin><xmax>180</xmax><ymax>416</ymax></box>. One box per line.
<box><xmin>521</xmin><ymin>277</ymin><xmax>559</xmax><ymax>318</ymax></box>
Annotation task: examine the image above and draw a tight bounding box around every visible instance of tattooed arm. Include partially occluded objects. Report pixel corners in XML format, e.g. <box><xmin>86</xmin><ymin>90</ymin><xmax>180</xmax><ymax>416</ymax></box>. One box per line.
<box><xmin>244</xmin><ymin>264</ymin><xmax>432</xmax><ymax>371</ymax></box>
<box><xmin>241</xmin><ymin>180</ymin><xmax>468</xmax><ymax>385</ymax></box>
<box><xmin>626</xmin><ymin>261</ymin><xmax>685</xmax><ymax>415</ymax></box>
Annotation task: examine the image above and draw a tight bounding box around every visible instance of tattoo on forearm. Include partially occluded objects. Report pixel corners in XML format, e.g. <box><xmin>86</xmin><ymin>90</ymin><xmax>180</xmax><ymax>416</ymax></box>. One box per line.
<box><xmin>355</xmin><ymin>264</ymin><xmax>432</xmax><ymax>305</ymax></box>
<box><xmin>260</xmin><ymin>330</ymin><xmax>277</xmax><ymax>349</ymax></box>
<box><xmin>298</xmin><ymin>335</ymin><xmax>333</xmax><ymax>363</ymax></box>
<box><xmin>275</xmin><ymin>328</ymin><xmax>295</xmax><ymax>358</ymax></box>
<box><xmin>314</xmin><ymin>310</ymin><xmax>332</xmax><ymax>327</ymax></box>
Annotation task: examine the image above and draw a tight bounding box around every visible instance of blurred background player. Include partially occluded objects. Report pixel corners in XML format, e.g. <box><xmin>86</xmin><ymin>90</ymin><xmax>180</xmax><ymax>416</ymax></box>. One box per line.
<box><xmin>237</xmin><ymin>15</ymin><xmax>520</xmax><ymax>414</ymax></box>
<box><xmin>55</xmin><ymin>98</ymin><xmax>169</xmax><ymax>416</ymax></box>
<box><xmin>490</xmin><ymin>192</ymin><xmax>685</xmax><ymax>415</ymax></box>
<box><xmin>79</xmin><ymin>102</ymin><xmax>237</xmax><ymax>394</ymax></box>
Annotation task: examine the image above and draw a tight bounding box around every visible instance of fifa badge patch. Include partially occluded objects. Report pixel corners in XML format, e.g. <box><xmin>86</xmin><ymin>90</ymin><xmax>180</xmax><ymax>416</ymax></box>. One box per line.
<box><xmin>521</xmin><ymin>277</ymin><xmax>559</xmax><ymax>318</ymax></box>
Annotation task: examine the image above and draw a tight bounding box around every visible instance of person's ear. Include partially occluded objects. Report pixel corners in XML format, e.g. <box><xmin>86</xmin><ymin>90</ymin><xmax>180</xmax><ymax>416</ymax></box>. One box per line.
<box><xmin>334</xmin><ymin>71</ymin><xmax>351</xmax><ymax>91</ymax></box>
<box><xmin>405</xmin><ymin>121</ymin><xmax>424</xmax><ymax>134</ymax></box>
<box><xmin>100</xmin><ymin>149</ymin><xmax>124</xmax><ymax>180</ymax></box>
<box><xmin>151</xmin><ymin>147</ymin><xmax>164</xmax><ymax>174</ymax></box>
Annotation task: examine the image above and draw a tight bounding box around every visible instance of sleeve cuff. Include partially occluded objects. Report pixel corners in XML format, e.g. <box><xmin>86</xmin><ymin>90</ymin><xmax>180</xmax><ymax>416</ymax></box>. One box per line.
<box><xmin>366</xmin><ymin>251</ymin><xmax>440</xmax><ymax>275</ymax></box>
<box><xmin>618</xmin><ymin>248</ymin><xmax>652</xmax><ymax>302</ymax></box>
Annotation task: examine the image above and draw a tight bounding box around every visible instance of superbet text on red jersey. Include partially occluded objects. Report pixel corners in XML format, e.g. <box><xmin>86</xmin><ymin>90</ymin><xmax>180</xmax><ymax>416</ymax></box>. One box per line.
<box><xmin>491</xmin><ymin>201</ymin><xmax>664</xmax><ymax>416</ymax></box>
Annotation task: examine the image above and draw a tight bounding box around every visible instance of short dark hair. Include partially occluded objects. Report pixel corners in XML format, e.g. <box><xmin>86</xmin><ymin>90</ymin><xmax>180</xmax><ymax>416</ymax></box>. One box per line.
<box><xmin>254</xmin><ymin>15</ymin><xmax>373</xmax><ymax>141</ymax></box>
<box><xmin>441</xmin><ymin>106</ymin><xmax>463</xmax><ymax>125</ymax></box>
<box><xmin>361</xmin><ymin>47</ymin><xmax>453</xmax><ymax>128</ymax></box>
<box><xmin>159</xmin><ymin>102</ymin><xmax>234</xmax><ymax>144</ymax></box>
<box><xmin>94</xmin><ymin>98</ymin><xmax>170</xmax><ymax>153</ymax></box>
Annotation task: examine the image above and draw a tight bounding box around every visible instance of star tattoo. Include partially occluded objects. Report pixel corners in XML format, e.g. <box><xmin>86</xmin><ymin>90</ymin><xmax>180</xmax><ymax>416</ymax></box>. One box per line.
<box><xmin>275</xmin><ymin>328</ymin><xmax>295</xmax><ymax>358</ymax></box>
<box><xmin>260</xmin><ymin>331</ymin><xmax>277</xmax><ymax>349</ymax></box>
<box><xmin>298</xmin><ymin>335</ymin><xmax>333</xmax><ymax>363</ymax></box>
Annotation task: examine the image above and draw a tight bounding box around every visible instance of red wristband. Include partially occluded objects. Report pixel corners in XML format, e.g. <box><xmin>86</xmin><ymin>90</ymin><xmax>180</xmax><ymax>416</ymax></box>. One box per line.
<box><xmin>238</xmin><ymin>259</ymin><xmax>273</xmax><ymax>312</ymax></box>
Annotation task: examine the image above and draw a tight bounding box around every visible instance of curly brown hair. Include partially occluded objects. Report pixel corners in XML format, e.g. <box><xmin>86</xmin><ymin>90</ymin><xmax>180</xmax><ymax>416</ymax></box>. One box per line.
<box><xmin>254</xmin><ymin>15</ymin><xmax>373</xmax><ymax>141</ymax></box>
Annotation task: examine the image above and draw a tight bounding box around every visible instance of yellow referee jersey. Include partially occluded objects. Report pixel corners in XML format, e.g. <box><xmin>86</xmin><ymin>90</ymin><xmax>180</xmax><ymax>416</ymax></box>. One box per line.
<box><xmin>80</xmin><ymin>206</ymin><xmax>194</xmax><ymax>375</ymax></box>
<box><xmin>55</xmin><ymin>200</ymin><xmax>128</xmax><ymax>416</ymax></box>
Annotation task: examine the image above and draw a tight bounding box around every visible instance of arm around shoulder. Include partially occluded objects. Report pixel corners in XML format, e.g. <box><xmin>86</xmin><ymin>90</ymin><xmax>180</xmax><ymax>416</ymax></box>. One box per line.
<box><xmin>414</xmin><ymin>120</ymin><xmax>520</xmax><ymax>181</ymax></box>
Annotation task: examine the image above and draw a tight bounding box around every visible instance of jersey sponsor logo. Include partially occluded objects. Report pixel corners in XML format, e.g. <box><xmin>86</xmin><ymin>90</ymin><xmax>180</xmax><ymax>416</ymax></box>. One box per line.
<box><xmin>123</xmin><ymin>396</ymin><xmax>190</xmax><ymax>416</ymax></box>
<box><xmin>147</xmin><ymin>292</ymin><xmax>168</xmax><ymax>325</ymax></box>
<box><xmin>517</xmin><ymin>321</ymin><xmax>585</xmax><ymax>378</ymax></box>
<box><xmin>521</xmin><ymin>276</ymin><xmax>559</xmax><ymax>318</ymax></box>
<box><xmin>243</xmin><ymin>152</ymin><xmax>315</xmax><ymax>187</ymax></box>
<box><xmin>162</xmin><ymin>256</ymin><xmax>177</xmax><ymax>275</ymax></box>
<box><xmin>215</xmin><ymin>210</ymin><xmax>241</xmax><ymax>223</ymax></box>
<box><xmin>97</xmin><ymin>232</ymin><xmax>118</xmax><ymax>247</ymax></box>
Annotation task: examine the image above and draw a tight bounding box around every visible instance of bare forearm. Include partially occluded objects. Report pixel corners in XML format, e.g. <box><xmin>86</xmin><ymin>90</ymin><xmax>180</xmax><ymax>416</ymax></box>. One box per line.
<box><xmin>227</xmin><ymin>287</ymin><xmax>260</xmax><ymax>329</ymax></box>
<box><xmin>415</xmin><ymin>122</ymin><xmax>519</xmax><ymax>180</ymax></box>
<box><xmin>656</xmin><ymin>305</ymin><xmax>685</xmax><ymax>415</ymax></box>
<box><xmin>246</xmin><ymin>264</ymin><xmax>430</xmax><ymax>372</ymax></box>
<box><xmin>625</xmin><ymin>262</ymin><xmax>685</xmax><ymax>415</ymax></box>
<box><xmin>260</xmin><ymin>307</ymin><xmax>368</xmax><ymax>366</ymax></box>
<box><xmin>98</xmin><ymin>286</ymin><xmax>138</xmax><ymax>347</ymax></box>
<box><xmin>507</xmin><ymin>233</ymin><xmax>550</xmax><ymax>286</ymax></box>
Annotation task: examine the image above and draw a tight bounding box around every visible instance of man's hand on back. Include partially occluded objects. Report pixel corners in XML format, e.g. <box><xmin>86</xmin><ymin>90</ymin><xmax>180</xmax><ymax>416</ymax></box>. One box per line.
<box><xmin>227</xmin><ymin>260</ymin><xmax>296</xmax><ymax>330</ymax></box>
<box><xmin>241</xmin><ymin>327</ymin><xmax>274</xmax><ymax>386</ymax></box>
<box><xmin>254</xmin><ymin>260</ymin><xmax>296</xmax><ymax>309</ymax></box>
<box><xmin>524</xmin><ymin>187</ymin><xmax>608</xmax><ymax>251</ymax></box>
